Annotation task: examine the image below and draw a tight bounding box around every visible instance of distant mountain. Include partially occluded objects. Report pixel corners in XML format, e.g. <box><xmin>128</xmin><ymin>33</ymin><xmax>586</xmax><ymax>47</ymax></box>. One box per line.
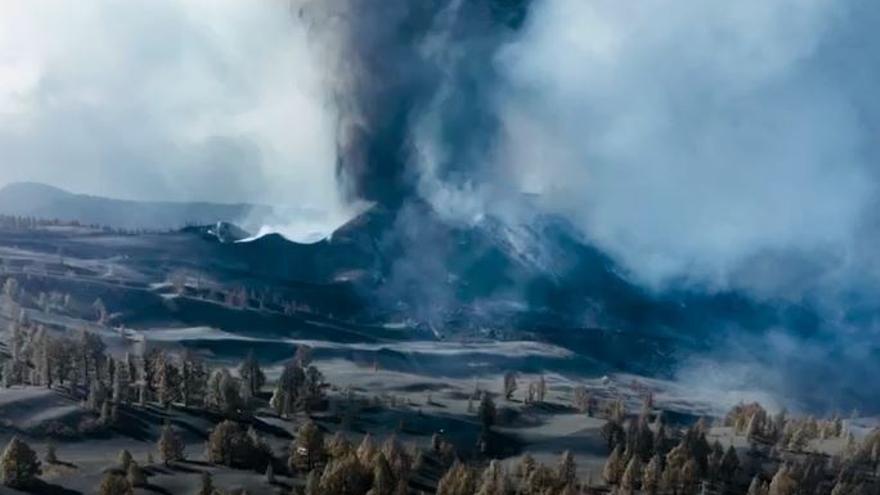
<box><xmin>0</xmin><ymin>182</ymin><xmax>272</xmax><ymax>230</ymax></box>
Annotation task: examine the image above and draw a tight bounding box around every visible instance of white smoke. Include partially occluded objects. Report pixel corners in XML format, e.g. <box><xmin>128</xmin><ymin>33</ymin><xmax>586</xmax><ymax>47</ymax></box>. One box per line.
<box><xmin>487</xmin><ymin>0</ymin><xmax>873</xmax><ymax>292</ymax></box>
<box><xmin>0</xmin><ymin>0</ymin><xmax>355</xmax><ymax>240</ymax></box>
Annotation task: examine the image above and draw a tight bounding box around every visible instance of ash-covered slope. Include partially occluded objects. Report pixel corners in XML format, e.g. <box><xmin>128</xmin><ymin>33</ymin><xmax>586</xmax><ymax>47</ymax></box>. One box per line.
<box><xmin>227</xmin><ymin>199</ymin><xmax>817</xmax><ymax>352</ymax></box>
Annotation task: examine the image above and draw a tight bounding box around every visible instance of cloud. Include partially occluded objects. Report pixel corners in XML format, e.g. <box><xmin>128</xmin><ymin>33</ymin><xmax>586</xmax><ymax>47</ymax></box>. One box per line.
<box><xmin>0</xmin><ymin>0</ymin><xmax>348</xmax><ymax>225</ymax></box>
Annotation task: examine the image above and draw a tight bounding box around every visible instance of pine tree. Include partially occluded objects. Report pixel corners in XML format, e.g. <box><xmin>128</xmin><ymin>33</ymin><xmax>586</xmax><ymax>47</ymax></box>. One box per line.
<box><xmin>265</xmin><ymin>463</ymin><xmax>275</xmax><ymax>483</ymax></box>
<box><xmin>157</xmin><ymin>422</ymin><xmax>185</xmax><ymax>465</ymax></box>
<box><xmin>304</xmin><ymin>469</ymin><xmax>321</xmax><ymax>495</ymax></box>
<box><xmin>118</xmin><ymin>449</ymin><xmax>133</xmax><ymax>470</ymax></box>
<box><xmin>197</xmin><ymin>471</ymin><xmax>214</xmax><ymax>495</ymax></box>
<box><xmin>295</xmin><ymin>420</ymin><xmax>325</xmax><ymax>471</ymax></box>
<box><xmin>98</xmin><ymin>472</ymin><xmax>133</xmax><ymax>495</ymax></box>
<box><xmin>748</xmin><ymin>476</ymin><xmax>768</xmax><ymax>495</ymax></box>
<box><xmin>557</xmin><ymin>450</ymin><xmax>576</xmax><ymax>488</ymax></box>
<box><xmin>476</xmin><ymin>459</ymin><xmax>509</xmax><ymax>495</ymax></box>
<box><xmin>239</xmin><ymin>350</ymin><xmax>266</xmax><ymax>398</ymax></box>
<box><xmin>503</xmin><ymin>372</ymin><xmax>517</xmax><ymax>400</ymax></box>
<box><xmin>720</xmin><ymin>445</ymin><xmax>739</xmax><ymax>481</ymax></box>
<box><xmin>357</xmin><ymin>433</ymin><xmax>378</xmax><ymax>466</ymax></box>
<box><xmin>112</xmin><ymin>358</ymin><xmax>130</xmax><ymax>404</ymax></box>
<box><xmin>45</xmin><ymin>442</ymin><xmax>57</xmax><ymax>465</ymax></box>
<box><xmin>478</xmin><ymin>392</ymin><xmax>496</xmax><ymax>431</ymax></box>
<box><xmin>127</xmin><ymin>461</ymin><xmax>146</xmax><ymax>487</ymax></box>
<box><xmin>0</xmin><ymin>436</ymin><xmax>40</xmax><ymax>488</ymax></box>
<box><xmin>603</xmin><ymin>444</ymin><xmax>625</xmax><ymax>485</ymax></box>
<box><xmin>371</xmin><ymin>453</ymin><xmax>395</xmax><ymax>495</ymax></box>
<box><xmin>643</xmin><ymin>454</ymin><xmax>662</xmax><ymax>495</ymax></box>
<box><xmin>437</xmin><ymin>462</ymin><xmax>478</xmax><ymax>495</ymax></box>
<box><xmin>620</xmin><ymin>455</ymin><xmax>641</xmax><ymax>495</ymax></box>
<box><xmin>768</xmin><ymin>465</ymin><xmax>796</xmax><ymax>495</ymax></box>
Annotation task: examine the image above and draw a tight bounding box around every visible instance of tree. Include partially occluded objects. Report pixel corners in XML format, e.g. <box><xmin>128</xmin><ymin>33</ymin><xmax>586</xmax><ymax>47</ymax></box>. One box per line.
<box><xmin>720</xmin><ymin>445</ymin><xmax>739</xmax><ymax>481</ymax></box>
<box><xmin>294</xmin><ymin>344</ymin><xmax>314</xmax><ymax>367</ymax></box>
<box><xmin>370</xmin><ymin>453</ymin><xmax>395</xmax><ymax>495</ymax></box>
<box><xmin>573</xmin><ymin>385</ymin><xmax>590</xmax><ymax>414</ymax></box>
<box><xmin>157</xmin><ymin>422</ymin><xmax>185</xmax><ymax>465</ymax></box>
<box><xmin>118</xmin><ymin>449</ymin><xmax>133</xmax><ymax>470</ymax></box>
<box><xmin>238</xmin><ymin>350</ymin><xmax>265</xmax><ymax>399</ymax></box>
<box><xmin>318</xmin><ymin>453</ymin><xmax>371</xmax><ymax>495</ymax></box>
<box><xmin>535</xmin><ymin>375</ymin><xmax>546</xmax><ymax>403</ymax></box>
<box><xmin>603</xmin><ymin>444</ymin><xmax>624</xmax><ymax>485</ymax></box>
<box><xmin>180</xmin><ymin>350</ymin><xmax>207</xmax><ymax>408</ymax></box>
<box><xmin>768</xmin><ymin>465</ymin><xmax>796</xmax><ymax>495</ymax></box>
<box><xmin>557</xmin><ymin>450</ymin><xmax>576</xmax><ymax>488</ymax></box>
<box><xmin>748</xmin><ymin>476</ymin><xmax>769</xmax><ymax>495</ymax></box>
<box><xmin>127</xmin><ymin>462</ymin><xmax>146</xmax><ymax>487</ymax></box>
<box><xmin>478</xmin><ymin>392</ymin><xmax>496</xmax><ymax>431</ymax></box>
<box><xmin>45</xmin><ymin>442</ymin><xmax>57</xmax><ymax>465</ymax></box>
<box><xmin>328</xmin><ymin>431</ymin><xmax>353</xmax><ymax>459</ymax></box>
<box><xmin>437</xmin><ymin>462</ymin><xmax>478</xmax><ymax>495</ymax></box>
<box><xmin>98</xmin><ymin>472</ymin><xmax>133</xmax><ymax>495</ymax></box>
<box><xmin>112</xmin><ymin>358</ymin><xmax>131</xmax><ymax>404</ymax></box>
<box><xmin>357</xmin><ymin>433</ymin><xmax>378</xmax><ymax>466</ymax></box>
<box><xmin>206</xmin><ymin>368</ymin><xmax>243</xmax><ymax>415</ymax></box>
<box><xmin>476</xmin><ymin>459</ymin><xmax>509</xmax><ymax>495</ymax></box>
<box><xmin>304</xmin><ymin>469</ymin><xmax>321</xmax><ymax>495</ymax></box>
<box><xmin>620</xmin><ymin>456</ymin><xmax>641</xmax><ymax>495</ymax></box>
<box><xmin>197</xmin><ymin>472</ymin><xmax>215</xmax><ymax>495</ymax></box>
<box><xmin>153</xmin><ymin>352</ymin><xmax>181</xmax><ymax>407</ymax></box>
<box><xmin>265</xmin><ymin>463</ymin><xmax>275</xmax><ymax>483</ymax></box>
<box><xmin>0</xmin><ymin>437</ymin><xmax>40</xmax><ymax>488</ymax></box>
<box><xmin>503</xmin><ymin>372</ymin><xmax>517</xmax><ymax>401</ymax></box>
<box><xmin>207</xmin><ymin>420</ymin><xmax>242</xmax><ymax>466</ymax></box>
<box><xmin>643</xmin><ymin>454</ymin><xmax>662</xmax><ymax>495</ymax></box>
<box><xmin>293</xmin><ymin>420</ymin><xmax>325</xmax><ymax>471</ymax></box>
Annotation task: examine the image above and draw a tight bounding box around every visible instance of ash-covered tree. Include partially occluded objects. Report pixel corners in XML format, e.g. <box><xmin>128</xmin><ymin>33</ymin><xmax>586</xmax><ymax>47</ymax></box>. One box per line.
<box><xmin>126</xmin><ymin>462</ymin><xmax>146</xmax><ymax>487</ymax></box>
<box><xmin>270</xmin><ymin>359</ymin><xmax>305</xmax><ymax>417</ymax></box>
<box><xmin>477</xmin><ymin>459</ymin><xmax>510</xmax><ymax>495</ymax></box>
<box><xmin>557</xmin><ymin>450</ymin><xmax>576</xmax><ymax>488</ymax></box>
<box><xmin>197</xmin><ymin>472</ymin><xmax>215</xmax><ymax>495</ymax></box>
<box><xmin>112</xmin><ymin>357</ymin><xmax>131</xmax><ymax>404</ymax></box>
<box><xmin>620</xmin><ymin>456</ymin><xmax>642</xmax><ymax>495</ymax></box>
<box><xmin>294</xmin><ymin>344</ymin><xmax>314</xmax><ymax>367</ymax></box>
<box><xmin>291</xmin><ymin>420</ymin><xmax>325</xmax><ymax>471</ymax></box>
<box><xmin>370</xmin><ymin>452</ymin><xmax>395</xmax><ymax>495</ymax></box>
<box><xmin>151</xmin><ymin>351</ymin><xmax>181</xmax><ymax>407</ymax></box>
<box><xmin>318</xmin><ymin>453</ymin><xmax>371</xmax><ymax>495</ymax></box>
<box><xmin>157</xmin><ymin>422</ymin><xmax>185</xmax><ymax>465</ymax></box>
<box><xmin>98</xmin><ymin>472</ymin><xmax>133</xmax><ymax>495</ymax></box>
<box><xmin>643</xmin><ymin>454</ymin><xmax>662</xmax><ymax>495</ymax></box>
<box><xmin>478</xmin><ymin>392</ymin><xmax>496</xmax><ymax>431</ymax></box>
<box><xmin>502</xmin><ymin>372</ymin><xmax>517</xmax><ymax>401</ymax></box>
<box><xmin>238</xmin><ymin>350</ymin><xmax>265</xmax><ymax>399</ymax></box>
<box><xmin>603</xmin><ymin>444</ymin><xmax>625</xmax><ymax>485</ymax></box>
<box><xmin>117</xmin><ymin>449</ymin><xmax>133</xmax><ymax>470</ymax></box>
<box><xmin>0</xmin><ymin>437</ymin><xmax>40</xmax><ymax>488</ymax></box>
<box><xmin>436</xmin><ymin>462</ymin><xmax>478</xmax><ymax>495</ymax></box>
<box><xmin>303</xmin><ymin>469</ymin><xmax>320</xmax><ymax>495</ymax></box>
<box><xmin>180</xmin><ymin>350</ymin><xmax>208</xmax><ymax>408</ymax></box>
<box><xmin>572</xmin><ymin>385</ymin><xmax>591</xmax><ymax>414</ymax></box>
<box><xmin>205</xmin><ymin>368</ymin><xmax>243</xmax><ymax>416</ymax></box>
<box><xmin>357</xmin><ymin>434</ymin><xmax>379</xmax><ymax>466</ymax></box>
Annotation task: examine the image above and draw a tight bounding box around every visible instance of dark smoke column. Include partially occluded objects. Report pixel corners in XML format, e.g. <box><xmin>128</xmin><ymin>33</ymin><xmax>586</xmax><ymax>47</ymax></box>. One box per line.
<box><xmin>300</xmin><ymin>0</ymin><xmax>531</xmax><ymax>209</ymax></box>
